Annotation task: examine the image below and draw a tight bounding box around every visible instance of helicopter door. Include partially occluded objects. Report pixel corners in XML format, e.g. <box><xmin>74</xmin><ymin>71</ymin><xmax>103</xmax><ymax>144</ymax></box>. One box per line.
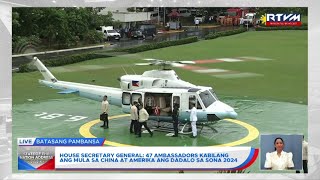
<box><xmin>121</xmin><ymin>92</ymin><xmax>131</xmax><ymax>113</ymax></box>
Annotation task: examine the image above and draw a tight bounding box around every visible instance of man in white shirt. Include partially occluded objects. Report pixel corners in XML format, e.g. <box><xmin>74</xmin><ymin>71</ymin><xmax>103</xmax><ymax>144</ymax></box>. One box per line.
<box><xmin>195</xmin><ymin>19</ymin><xmax>199</xmax><ymax>29</ymax></box>
<box><xmin>130</xmin><ymin>101</ymin><xmax>139</xmax><ymax>134</ymax></box>
<box><xmin>100</xmin><ymin>95</ymin><xmax>109</xmax><ymax>129</ymax></box>
<box><xmin>137</xmin><ymin>106</ymin><xmax>153</xmax><ymax>138</ymax></box>
<box><xmin>190</xmin><ymin>103</ymin><xmax>197</xmax><ymax>138</ymax></box>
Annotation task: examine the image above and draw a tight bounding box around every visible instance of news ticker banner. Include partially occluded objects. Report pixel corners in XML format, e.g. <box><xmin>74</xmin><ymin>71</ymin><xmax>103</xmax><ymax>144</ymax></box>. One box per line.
<box><xmin>18</xmin><ymin>138</ymin><xmax>259</xmax><ymax>171</ymax></box>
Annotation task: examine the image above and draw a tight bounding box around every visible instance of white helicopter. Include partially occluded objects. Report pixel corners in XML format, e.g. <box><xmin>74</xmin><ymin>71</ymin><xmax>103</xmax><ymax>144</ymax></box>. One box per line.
<box><xmin>32</xmin><ymin>57</ymin><xmax>237</xmax><ymax>133</ymax></box>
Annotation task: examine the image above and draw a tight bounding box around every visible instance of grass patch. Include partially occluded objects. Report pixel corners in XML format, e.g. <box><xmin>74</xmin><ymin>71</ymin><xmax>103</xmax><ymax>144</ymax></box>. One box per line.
<box><xmin>13</xmin><ymin>30</ymin><xmax>307</xmax><ymax>105</ymax></box>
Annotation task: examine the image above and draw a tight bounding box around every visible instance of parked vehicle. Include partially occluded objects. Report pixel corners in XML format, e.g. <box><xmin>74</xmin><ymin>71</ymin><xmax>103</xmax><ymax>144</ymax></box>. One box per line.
<box><xmin>194</xmin><ymin>15</ymin><xmax>205</xmax><ymax>23</ymax></box>
<box><xmin>131</xmin><ymin>30</ymin><xmax>145</xmax><ymax>39</ymax></box>
<box><xmin>178</xmin><ymin>8</ymin><xmax>191</xmax><ymax>17</ymax></box>
<box><xmin>241</xmin><ymin>13</ymin><xmax>260</xmax><ymax>26</ymax></box>
<box><xmin>137</xmin><ymin>24</ymin><xmax>157</xmax><ymax>38</ymax></box>
<box><xmin>96</xmin><ymin>26</ymin><xmax>121</xmax><ymax>41</ymax></box>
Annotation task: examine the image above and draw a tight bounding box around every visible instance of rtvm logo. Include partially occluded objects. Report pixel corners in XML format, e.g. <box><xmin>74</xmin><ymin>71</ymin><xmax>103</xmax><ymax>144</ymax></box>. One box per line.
<box><xmin>260</xmin><ymin>14</ymin><xmax>301</xmax><ymax>26</ymax></box>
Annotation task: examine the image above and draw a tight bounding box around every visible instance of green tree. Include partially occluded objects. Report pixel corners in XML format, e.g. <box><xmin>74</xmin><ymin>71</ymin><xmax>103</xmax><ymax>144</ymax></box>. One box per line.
<box><xmin>13</xmin><ymin>7</ymin><xmax>114</xmax><ymax>50</ymax></box>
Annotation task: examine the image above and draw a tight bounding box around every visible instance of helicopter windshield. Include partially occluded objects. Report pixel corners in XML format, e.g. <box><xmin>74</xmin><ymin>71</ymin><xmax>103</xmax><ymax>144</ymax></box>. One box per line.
<box><xmin>199</xmin><ymin>90</ymin><xmax>217</xmax><ymax>108</ymax></box>
<box><xmin>209</xmin><ymin>89</ymin><xmax>219</xmax><ymax>100</ymax></box>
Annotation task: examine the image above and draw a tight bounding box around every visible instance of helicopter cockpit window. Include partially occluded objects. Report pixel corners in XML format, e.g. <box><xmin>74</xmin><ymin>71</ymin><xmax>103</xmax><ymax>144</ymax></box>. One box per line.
<box><xmin>209</xmin><ymin>89</ymin><xmax>219</xmax><ymax>100</ymax></box>
<box><xmin>199</xmin><ymin>90</ymin><xmax>216</xmax><ymax>108</ymax></box>
<box><xmin>122</xmin><ymin>92</ymin><xmax>131</xmax><ymax>105</ymax></box>
<box><xmin>189</xmin><ymin>95</ymin><xmax>202</xmax><ymax>109</ymax></box>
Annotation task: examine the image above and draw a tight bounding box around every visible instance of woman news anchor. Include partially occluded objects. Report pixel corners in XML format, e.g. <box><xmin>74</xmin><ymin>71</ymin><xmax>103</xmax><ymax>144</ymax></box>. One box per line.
<box><xmin>264</xmin><ymin>137</ymin><xmax>294</xmax><ymax>170</ymax></box>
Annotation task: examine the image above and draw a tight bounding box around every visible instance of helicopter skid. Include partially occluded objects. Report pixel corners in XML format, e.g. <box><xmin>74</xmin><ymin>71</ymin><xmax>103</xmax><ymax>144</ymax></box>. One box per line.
<box><xmin>148</xmin><ymin>120</ymin><xmax>218</xmax><ymax>135</ymax></box>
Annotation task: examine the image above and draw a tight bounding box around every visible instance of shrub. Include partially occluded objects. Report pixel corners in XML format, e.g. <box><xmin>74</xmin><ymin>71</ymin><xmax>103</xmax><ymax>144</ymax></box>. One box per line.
<box><xmin>17</xmin><ymin>64</ymin><xmax>34</xmax><ymax>73</ymax></box>
<box><xmin>205</xmin><ymin>28</ymin><xmax>247</xmax><ymax>40</ymax></box>
<box><xmin>16</xmin><ymin>52</ymin><xmax>111</xmax><ymax>73</ymax></box>
<box><xmin>255</xmin><ymin>25</ymin><xmax>307</xmax><ymax>31</ymax></box>
<box><xmin>116</xmin><ymin>36</ymin><xmax>198</xmax><ymax>53</ymax></box>
<box><xmin>13</xmin><ymin>35</ymin><xmax>41</xmax><ymax>54</ymax></box>
<box><xmin>43</xmin><ymin>52</ymin><xmax>108</xmax><ymax>67</ymax></box>
<box><xmin>84</xmin><ymin>30</ymin><xmax>104</xmax><ymax>44</ymax></box>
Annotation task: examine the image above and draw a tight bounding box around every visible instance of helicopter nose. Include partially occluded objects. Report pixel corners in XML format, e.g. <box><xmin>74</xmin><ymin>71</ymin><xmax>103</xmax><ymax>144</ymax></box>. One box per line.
<box><xmin>210</xmin><ymin>101</ymin><xmax>238</xmax><ymax>120</ymax></box>
<box><xmin>228</xmin><ymin>110</ymin><xmax>238</xmax><ymax>119</ymax></box>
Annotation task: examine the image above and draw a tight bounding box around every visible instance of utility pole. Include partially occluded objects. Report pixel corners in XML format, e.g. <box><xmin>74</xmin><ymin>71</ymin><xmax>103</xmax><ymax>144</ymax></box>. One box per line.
<box><xmin>163</xmin><ymin>7</ymin><xmax>166</xmax><ymax>27</ymax></box>
<box><xmin>158</xmin><ymin>7</ymin><xmax>160</xmax><ymax>24</ymax></box>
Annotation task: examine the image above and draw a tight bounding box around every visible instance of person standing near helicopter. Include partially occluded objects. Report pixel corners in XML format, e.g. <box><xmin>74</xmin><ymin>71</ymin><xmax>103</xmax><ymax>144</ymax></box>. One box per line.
<box><xmin>171</xmin><ymin>103</ymin><xmax>179</xmax><ymax>137</ymax></box>
<box><xmin>100</xmin><ymin>95</ymin><xmax>109</xmax><ymax>129</ymax></box>
<box><xmin>130</xmin><ymin>101</ymin><xmax>139</xmax><ymax>134</ymax></box>
<box><xmin>137</xmin><ymin>105</ymin><xmax>153</xmax><ymax>138</ymax></box>
<box><xmin>190</xmin><ymin>103</ymin><xmax>197</xmax><ymax>138</ymax></box>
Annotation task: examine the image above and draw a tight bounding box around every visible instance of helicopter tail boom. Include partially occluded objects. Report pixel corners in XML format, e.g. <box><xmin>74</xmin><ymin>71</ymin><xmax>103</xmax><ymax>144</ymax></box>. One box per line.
<box><xmin>32</xmin><ymin>57</ymin><xmax>123</xmax><ymax>106</ymax></box>
<box><xmin>32</xmin><ymin>57</ymin><xmax>58</xmax><ymax>83</ymax></box>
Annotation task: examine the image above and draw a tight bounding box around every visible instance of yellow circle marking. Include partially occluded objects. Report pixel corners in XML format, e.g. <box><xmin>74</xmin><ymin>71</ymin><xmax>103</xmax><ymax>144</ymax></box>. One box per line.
<box><xmin>213</xmin><ymin>119</ymin><xmax>259</xmax><ymax>147</ymax></box>
<box><xmin>79</xmin><ymin>115</ymin><xmax>259</xmax><ymax>147</ymax></box>
<box><xmin>79</xmin><ymin>114</ymin><xmax>132</xmax><ymax>147</ymax></box>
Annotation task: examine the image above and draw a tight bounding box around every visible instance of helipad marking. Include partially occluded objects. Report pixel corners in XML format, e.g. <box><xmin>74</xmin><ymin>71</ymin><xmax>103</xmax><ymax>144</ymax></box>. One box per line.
<box><xmin>216</xmin><ymin>58</ymin><xmax>243</xmax><ymax>62</ymax></box>
<box><xmin>79</xmin><ymin>115</ymin><xmax>259</xmax><ymax>147</ymax></box>
<box><xmin>238</xmin><ymin>56</ymin><xmax>273</xmax><ymax>61</ymax></box>
<box><xmin>193</xmin><ymin>59</ymin><xmax>224</xmax><ymax>64</ymax></box>
<box><xmin>193</xmin><ymin>69</ymin><xmax>230</xmax><ymax>73</ymax></box>
<box><xmin>212</xmin><ymin>72</ymin><xmax>263</xmax><ymax>79</ymax></box>
<box><xmin>180</xmin><ymin>65</ymin><xmax>207</xmax><ymax>70</ymax></box>
<box><xmin>79</xmin><ymin>114</ymin><xmax>133</xmax><ymax>147</ymax></box>
<box><xmin>213</xmin><ymin>119</ymin><xmax>259</xmax><ymax>147</ymax></box>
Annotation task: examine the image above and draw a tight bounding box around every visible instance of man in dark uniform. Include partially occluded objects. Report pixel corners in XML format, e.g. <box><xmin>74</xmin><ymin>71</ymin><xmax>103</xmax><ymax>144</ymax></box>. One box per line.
<box><xmin>171</xmin><ymin>103</ymin><xmax>179</xmax><ymax>137</ymax></box>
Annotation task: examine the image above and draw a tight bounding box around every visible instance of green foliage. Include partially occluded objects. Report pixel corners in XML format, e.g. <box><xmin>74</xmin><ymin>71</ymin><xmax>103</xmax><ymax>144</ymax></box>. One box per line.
<box><xmin>12</xmin><ymin>7</ymin><xmax>114</xmax><ymax>50</ymax></box>
<box><xmin>12</xmin><ymin>35</ymin><xmax>42</xmax><ymax>54</ymax></box>
<box><xmin>118</xmin><ymin>37</ymin><xmax>198</xmax><ymax>53</ymax></box>
<box><xmin>12</xmin><ymin>11</ymin><xmax>20</xmax><ymax>30</ymax></box>
<box><xmin>42</xmin><ymin>52</ymin><xmax>109</xmax><ymax>67</ymax></box>
<box><xmin>17</xmin><ymin>64</ymin><xmax>34</xmax><ymax>73</ymax></box>
<box><xmin>84</xmin><ymin>30</ymin><xmax>104</xmax><ymax>44</ymax></box>
<box><xmin>17</xmin><ymin>52</ymin><xmax>111</xmax><ymax>73</ymax></box>
<box><xmin>204</xmin><ymin>28</ymin><xmax>247</xmax><ymax>40</ymax></box>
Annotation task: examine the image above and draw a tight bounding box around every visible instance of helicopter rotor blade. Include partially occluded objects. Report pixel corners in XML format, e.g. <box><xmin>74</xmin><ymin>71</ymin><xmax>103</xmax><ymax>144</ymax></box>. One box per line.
<box><xmin>135</xmin><ymin>63</ymin><xmax>154</xmax><ymax>66</ymax></box>
<box><xmin>175</xmin><ymin>61</ymin><xmax>196</xmax><ymax>64</ymax></box>
<box><xmin>140</xmin><ymin>58</ymin><xmax>196</xmax><ymax>69</ymax></box>
<box><xmin>171</xmin><ymin>62</ymin><xmax>185</xmax><ymax>67</ymax></box>
<box><xmin>143</xmin><ymin>58</ymin><xmax>158</xmax><ymax>61</ymax></box>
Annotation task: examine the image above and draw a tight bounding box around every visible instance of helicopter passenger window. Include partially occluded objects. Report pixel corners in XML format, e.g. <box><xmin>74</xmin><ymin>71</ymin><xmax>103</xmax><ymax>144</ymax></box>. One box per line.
<box><xmin>173</xmin><ymin>96</ymin><xmax>180</xmax><ymax>108</ymax></box>
<box><xmin>122</xmin><ymin>92</ymin><xmax>131</xmax><ymax>105</ymax></box>
<box><xmin>199</xmin><ymin>90</ymin><xmax>216</xmax><ymax>108</ymax></box>
<box><xmin>132</xmin><ymin>93</ymin><xmax>142</xmax><ymax>106</ymax></box>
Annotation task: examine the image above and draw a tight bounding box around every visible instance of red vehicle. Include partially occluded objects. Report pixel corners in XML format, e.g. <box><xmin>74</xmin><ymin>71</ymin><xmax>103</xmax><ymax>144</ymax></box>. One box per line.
<box><xmin>218</xmin><ymin>8</ymin><xmax>250</xmax><ymax>26</ymax></box>
<box><xmin>226</xmin><ymin>8</ymin><xmax>249</xmax><ymax>18</ymax></box>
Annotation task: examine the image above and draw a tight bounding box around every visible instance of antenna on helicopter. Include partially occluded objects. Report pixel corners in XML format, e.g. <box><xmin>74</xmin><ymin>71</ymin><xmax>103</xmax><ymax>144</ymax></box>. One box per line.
<box><xmin>130</xmin><ymin>66</ymin><xmax>137</xmax><ymax>75</ymax></box>
<box><xmin>135</xmin><ymin>58</ymin><xmax>195</xmax><ymax>70</ymax></box>
<box><xmin>121</xmin><ymin>66</ymin><xmax>128</xmax><ymax>75</ymax></box>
